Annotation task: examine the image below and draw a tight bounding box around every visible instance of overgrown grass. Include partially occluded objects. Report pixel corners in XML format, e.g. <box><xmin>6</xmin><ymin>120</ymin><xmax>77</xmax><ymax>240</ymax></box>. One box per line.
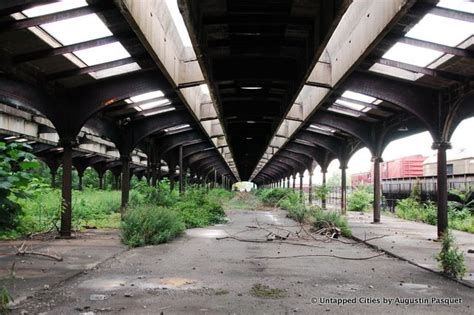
<box><xmin>395</xmin><ymin>197</ymin><xmax>474</xmax><ymax>233</ymax></box>
<box><xmin>255</xmin><ymin>188</ymin><xmax>292</xmax><ymax>206</ymax></box>
<box><xmin>347</xmin><ymin>186</ymin><xmax>373</xmax><ymax>212</ymax></box>
<box><xmin>0</xmin><ymin>186</ymin><xmax>121</xmax><ymax>239</ymax></box>
<box><xmin>121</xmin><ymin>185</ymin><xmax>230</xmax><ymax>246</ymax></box>
<box><xmin>311</xmin><ymin>208</ymin><xmax>352</xmax><ymax>237</ymax></box>
<box><xmin>121</xmin><ymin>205</ymin><xmax>185</xmax><ymax>247</ymax></box>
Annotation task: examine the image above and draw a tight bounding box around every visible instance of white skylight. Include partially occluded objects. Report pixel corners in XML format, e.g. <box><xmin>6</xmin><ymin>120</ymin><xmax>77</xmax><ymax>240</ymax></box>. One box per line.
<box><xmin>74</xmin><ymin>42</ymin><xmax>130</xmax><ymax>66</ymax></box>
<box><xmin>138</xmin><ymin>98</ymin><xmax>171</xmax><ymax>111</ymax></box>
<box><xmin>22</xmin><ymin>0</ymin><xmax>87</xmax><ymax>17</ymax></box>
<box><xmin>130</xmin><ymin>91</ymin><xmax>165</xmax><ymax>103</ymax></box>
<box><xmin>142</xmin><ymin>107</ymin><xmax>176</xmax><ymax>117</ymax></box>
<box><xmin>382</xmin><ymin>42</ymin><xmax>443</xmax><ymax>67</ymax></box>
<box><xmin>165</xmin><ymin>0</ymin><xmax>192</xmax><ymax>47</ymax></box>
<box><xmin>369</xmin><ymin>63</ymin><xmax>424</xmax><ymax>81</ymax></box>
<box><xmin>200</xmin><ymin>84</ymin><xmax>210</xmax><ymax>94</ymax></box>
<box><xmin>437</xmin><ymin>0</ymin><xmax>474</xmax><ymax>14</ymax></box>
<box><xmin>309</xmin><ymin>124</ymin><xmax>336</xmax><ymax>134</ymax></box>
<box><xmin>342</xmin><ymin>90</ymin><xmax>376</xmax><ymax>103</ymax></box>
<box><xmin>165</xmin><ymin>124</ymin><xmax>190</xmax><ymax>132</ymax></box>
<box><xmin>90</xmin><ymin>63</ymin><xmax>141</xmax><ymax>79</ymax></box>
<box><xmin>335</xmin><ymin>99</ymin><xmax>366</xmax><ymax>111</ymax></box>
<box><xmin>241</xmin><ymin>86</ymin><xmax>263</xmax><ymax>90</ymax></box>
<box><xmin>328</xmin><ymin>107</ymin><xmax>361</xmax><ymax>117</ymax></box>
<box><xmin>41</xmin><ymin>14</ymin><xmax>112</xmax><ymax>45</ymax></box>
<box><xmin>406</xmin><ymin>14</ymin><xmax>474</xmax><ymax>47</ymax></box>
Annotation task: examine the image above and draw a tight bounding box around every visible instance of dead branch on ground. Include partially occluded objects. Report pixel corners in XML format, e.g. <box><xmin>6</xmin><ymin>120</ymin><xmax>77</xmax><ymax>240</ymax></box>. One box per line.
<box><xmin>15</xmin><ymin>241</ymin><xmax>63</xmax><ymax>262</ymax></box>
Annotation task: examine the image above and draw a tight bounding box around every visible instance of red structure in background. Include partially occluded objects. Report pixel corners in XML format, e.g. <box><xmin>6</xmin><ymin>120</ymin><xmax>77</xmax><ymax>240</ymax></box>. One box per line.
<box><xmin>351</xmin><ymin>155</ymin><xmax>425</xmax><ymax>186</ymax></box>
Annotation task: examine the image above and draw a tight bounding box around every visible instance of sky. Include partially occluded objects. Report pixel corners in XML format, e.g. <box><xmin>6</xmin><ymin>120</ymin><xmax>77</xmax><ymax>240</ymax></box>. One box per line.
<box><xmin>302</xmin><ymin>116</ymin><xmax>474</xmax><ymax>185</ymax></box>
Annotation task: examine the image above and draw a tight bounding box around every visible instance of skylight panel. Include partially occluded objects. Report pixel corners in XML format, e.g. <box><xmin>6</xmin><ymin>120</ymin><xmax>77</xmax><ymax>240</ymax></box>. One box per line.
<box><xmin>22</xmin><ymin>0</ymin><xmax>87</xmax><ymax>17</ymax></box>
<box><xmin>335</xmin><ymin>99</ymin><xmax>366</xmax><ymax>111</ymax></box>
<box><xmin>165</xmin><ymin>0</ymin><xmax>192</xmax><ymax>47</ymax></box>
<box><xmin>328</xmin><ymin>107</ymin><xmax>361</xmax><ymax>117</ymax></box>
<box><xmin>41</xmin><ymin>14</ymin><xmax>112</xmax><ymax>45</ymax></box>
<box><xmin>142</xmin><ymin>107</ymin><xmax>176</xmax><ymax>117</ymax></box>
<box><xmin>369</xmin><ymin>63</ymin><xmax>424</xmax><ymax>81</ymax></box>
<box><xmin>90</xmin><ymin>63</ymin><xmax>141</xmax><ymax>79</ymax></box>
<box><xmin>309</xmin><ymin>124</ymin><xmax>336</xmax><ymax>133</ymax></box>
<box><xmin>165</xmin><ymin>124</ymin><xmax>190</xmax><ymax>132</ymax></box>
<box><xmin>342</xmin><ymin>91</ymin><xmax>376</xmax><ymax>103</ymax></box>
<box><xmin>382</xmin><ymin>42</ymin><xmax>443</xmax><ymax>67</ymax></box>
<box><xmin>138</xmin><ymin>98</ymin><xmax>171</xmax><ymax>111</ymax></box>
<box><xmin>437</xmin><ymin>0</ymin><xmax>474</xmax><ymax>14</ymax></box>
<box><xmin>200</xmin><ymin>84</ymin><xmax>210</xmax><ymax>94</ymax></box>
<box><xmin>130</xmin><ymin>91</ymin><xmax>165</xmax><ymax>103</ymax></box>
<box><xmin>74</xmin><ymin>42</ymin><xmax>130</xmax><ymax>66</ymax></box>
<box><xmin>406</xmin><ymin>14</ymin><xmax>474</xmax><ymax>47</ymax></box>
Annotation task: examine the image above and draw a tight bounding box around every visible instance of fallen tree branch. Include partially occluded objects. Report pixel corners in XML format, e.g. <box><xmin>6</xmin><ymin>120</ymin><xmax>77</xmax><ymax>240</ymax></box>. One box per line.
<box><xmin>16</xmin><ymin>241</ymin><xmax>63</xmax><ymax>262</ymax></box>
<box><xmin>364</xmin><ymin>235</ymin><xmax>389</xmax><ymax>242</ymax></box>
<box><xmin>216</xmin><ymin>236</ymin><xmax>323</xmax><ymax>248</ymax></box>
<box><xmin>249</xmin><ymin>252</ymin><xmax>385</xmax><ymax>261</ymax></box>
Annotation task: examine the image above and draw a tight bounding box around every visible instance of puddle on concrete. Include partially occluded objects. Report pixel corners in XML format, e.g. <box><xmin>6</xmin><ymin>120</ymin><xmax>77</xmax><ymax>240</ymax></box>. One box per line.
<box><xmin>79</xmin><ymin>276</ymin><xmax>200</xmax><ymax>291</ymax></box>
<box><xmin>79</xmin><ymin>276</ymin><xmax>127</xmax><ymax>291</ymax></box>
<box><xmin>399</xmin><ymin>283</ymin><xmax>436</xmax><ymax>293</ymax></box>
<box><xmin>186</xmin><ymin>229</ymin><xmax>227</xmax><ymax>238</ymax></box>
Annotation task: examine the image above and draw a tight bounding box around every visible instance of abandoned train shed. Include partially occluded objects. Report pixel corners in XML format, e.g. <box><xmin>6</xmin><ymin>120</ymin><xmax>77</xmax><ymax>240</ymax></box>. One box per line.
<box><xmin>0</xmin><ymin>0</ymin><xmax>473</xmax><ymax>240</ymax></box>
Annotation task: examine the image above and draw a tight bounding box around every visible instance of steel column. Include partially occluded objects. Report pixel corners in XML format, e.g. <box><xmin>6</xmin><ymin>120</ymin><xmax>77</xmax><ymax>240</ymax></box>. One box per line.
<box><xmin>120</xmin><ymin>155</ymin><xmax>130</xmax><ymax>214</ymax></box>
<box><xmin>435</xmin><ymin>142</ymin><xmax>450</xmax><ymax>238</ymax></box>
<box><xmin>299</xmin><ymin>174</ymin><xmax>304</xmax><ymax>201</ymax></box>
<box><xmin>321</xmin><ymin>170</ymin><xmax>327</xmax><ymax>209</ymax></box>
<box><xmin>60</xmin><ymin>140</ymin><xmax>73</xmax><ymax>238</ymax></box>
<box><xmin>373</xmin><ymin>156</ymin><xmax>382</xmax><ymax>223</ymax></box>
<box><xmin>179</xmin><ymin>145</ymin><xmax>184</xmax><ymax>194</ymax></box>
<box><xmin>308</xmin><ymin>171</ymin><xmax>313</xmax><ymax>205</ymax></box>
<box><xmin>341</xmin><ymin>166</ymin><xmax>347</xmax><ymax>215</ymax></box>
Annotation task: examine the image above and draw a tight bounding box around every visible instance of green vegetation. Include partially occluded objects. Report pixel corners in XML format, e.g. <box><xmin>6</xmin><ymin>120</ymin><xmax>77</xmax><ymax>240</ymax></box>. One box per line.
<box><xmin>120</xmin><ymin>183</ymin><xmax>232</xmax><ymax>246</ymax></box>
<box><xmin>250</xmin><ymin>283</ymin><xmax>286</xmax><ymax>299</ymax></box>
<box><xmin>121</xmin><ymin>205</ymin><xmax>185</xmax><ymax>247</ymax></box>
<box><xmin>0</xmin><ymin>142</ymin><xmax>39</xmax><ymax>231</ymax></box>
<box><xmin>436</xmin><ymin>230</ymin><xmax>466</xmax><ymax>279</ymax></box>
<box><xmin>225</xmin><ymin>192</ymin><xmax>262</xmax><ymax>210</ymax></box>
<box><xmin>395</xmin><ymin>196</ymin><xmax>474</xmax><ymax>233</ymax></box>
<box><xmin>347</xmin><ymin>186</ymin><xmax>373</xmax><ymax>212</ymax></box>
<box><xmin>312</xmin><ymin>208</ymin><xmax>352</xmax><ymax>237</ymax></box>
<box><xmin>254</xmin><ymin>188</ymin><xmax>351</xmax><ymax>237</ymax></box>
<box><xmin>254</xmin><ymin>188</ymin><xmax>292</xmax><ymax>206</ymax></box>
<box><xmin>313</xmin><ymin>184</ymin><xmax>329</xmax><ymax>203</ymax></box>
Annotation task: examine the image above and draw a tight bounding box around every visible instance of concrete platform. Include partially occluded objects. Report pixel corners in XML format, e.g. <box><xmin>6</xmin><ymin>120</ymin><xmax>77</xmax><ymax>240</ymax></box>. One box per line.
<box><xmin>7</xmin><ymin>209</ymin><xmax>474</xmax><ymax>314</ymax></box>
<box><xmin>0</xmin><ymin>229</ymin><xmax>126</xmax><ymax>307</ymax></box>
<box><xmin>347</xmin><ymin>212</ymin><xmax>474</xmax><ymax>287</ymax></box>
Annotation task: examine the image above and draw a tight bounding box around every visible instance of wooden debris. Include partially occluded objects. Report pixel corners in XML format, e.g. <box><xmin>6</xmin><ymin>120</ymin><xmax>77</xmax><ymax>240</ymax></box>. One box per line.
<box><xmin>15</xmin><ymin>241</ymin><xmax>63</xmax><ymax>262</ymax></box>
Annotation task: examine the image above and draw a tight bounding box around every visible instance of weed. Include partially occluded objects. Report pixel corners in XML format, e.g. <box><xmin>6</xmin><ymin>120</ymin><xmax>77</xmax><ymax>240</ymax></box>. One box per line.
<box><xmin>121</xmin><ymin>205</ymin><xmax>185</xmax><ymax>247</ymax></box>
<box><xmin>436</xmin><ymin>230</ymin><xmax>466</xmax><ymax>279</ymax></box>
<box><xmin>250</xmin><ymin>283</ymin><xmax>286</xmax><ymax>299</ymax></box>
<box><xmin>347</xmin><ymin>186</ymin><xmax>373</xmax><ymax>212</ymax></box>
<box><xmin>311</xmin><ymin>208</ymin><xmax>352</xmax><ymax>237</ymax></box>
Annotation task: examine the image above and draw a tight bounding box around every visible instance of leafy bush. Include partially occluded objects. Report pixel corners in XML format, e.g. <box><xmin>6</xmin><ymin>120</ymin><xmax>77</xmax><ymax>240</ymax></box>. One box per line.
<box><xmin>347</xmin><ymin>186</ymin><xmax>373</xmax><ymax>212</ymax></box>
<box><xmin>314</xmin><ymin>184</ymin><xmax>330</xmax><ymax>202</ymax></box>
<box><xmin>121</xmin><ymin>205</ymin><xmax>184</xmax><ymax>247</ymax></box>
<box><xmin>174</xmin><ymin>187</ymin><xmax>226</xmax><ymax>228</ymax></box>
<box><xmin>395</xmin><ymin>197</ymin><xmax>473</xmax><ymax>233</ymax></box>
<box><xmin>436</xmin><ymin>230</ymin><xmax>466</xmax><ymax>279</ymax></box>
<box><xmin>449</xmin><ymin>188</ymin><xmax>474</xmax><ymax>214</ymax></box>
<box><xmin>396</xmin><ymin>198</ymin><xmax>437</xmax><ymax>225</ymax></box>
<box><xmin>257</xmin><ymin>188</ymin><xmax>292</xmax><ymax>206</ymax></box>
<box><xmin>131</xmin><ymin>179</ymin><xmax>179</xmax><ymax>207</ymax></box>
<box><xmin>0</xmin><ymin>142</ymin><xmax>39</xmax><ymax>231</ymax></box>
<box><xmin>311</xmin><ymin>208</ymin><xmax>352</xmax><ymax>237</ymax></box>
<box><xmin>278</xmin><ymin>192</ymin><xmax>309</xmax><ymax>223</ymax></box>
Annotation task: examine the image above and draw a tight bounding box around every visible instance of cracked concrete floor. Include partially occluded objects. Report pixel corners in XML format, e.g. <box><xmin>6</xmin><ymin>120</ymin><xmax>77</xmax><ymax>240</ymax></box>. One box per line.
<box><xmin>9</xmin><ymin>209</ymin><xmax>474</xmax><ymax>314</ymax></box>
